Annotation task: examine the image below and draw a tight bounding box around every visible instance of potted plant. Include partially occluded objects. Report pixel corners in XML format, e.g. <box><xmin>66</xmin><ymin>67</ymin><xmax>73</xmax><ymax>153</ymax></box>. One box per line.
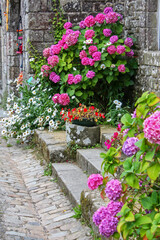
<box><xmin>61</xmin><ymin>104</ymin><xmax>105</xmax><ymax>146</ymax></box>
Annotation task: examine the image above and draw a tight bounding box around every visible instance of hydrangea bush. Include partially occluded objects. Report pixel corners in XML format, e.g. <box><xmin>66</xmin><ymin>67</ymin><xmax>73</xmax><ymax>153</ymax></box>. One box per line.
<box><xmin>88</xmin><ymin>92</ymin><xmax>160</xmax><ymax>239</ymax></box>
<box><xmin>41</xmin><ymin>7</ymin><xmax>137</xmax><ymax>109</ymax></box>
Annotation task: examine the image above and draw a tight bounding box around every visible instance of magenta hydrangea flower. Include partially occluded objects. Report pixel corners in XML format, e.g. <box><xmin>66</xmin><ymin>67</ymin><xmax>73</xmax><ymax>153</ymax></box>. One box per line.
<box><xmin>67</xmin><ymin>74</ymin><xmax>74</xmax><ymax>85</ymax></box>
<box><xmin>59</xmin><ymin>93</ymin><xmax>70</xmax><ymax>106</ymax></box>
<box><xmin>49</xmin><ymin>72</ymin><xmax>60</xmax><ymax>83</ymax></box>
<box><xmin>92</xmin><ymin>207</ymin><xmax>108</xmax><ymax>226</ymax></box>
<box><xmin>126</xmin><ymin>49</ymin><xmax>134</xmax><ymax>57</ymax></box>
<box><xmin>52</xmin><ymin>94</ymin><xmax>60</xmax><ymax>104</ymax></box>
<box><xmin>73</xmin><ymin>74</ymin><xmax>82</xmax><ymax>84</ymax></box>
<box><xmin>106</xmin><ymin>12</ymin><xmax>118</xmax><ymax>24</ymax></box>
<box><xmin>99</xmin><ymin>215</ymin><xmax>118</xmax><ymax>238</ymax></box>
<box><xmin>88</xmin><ymin>45</ymin><xmax>98</xmax><ymax>56</ymax></box>
<box><xmin>43</xmin><ymin>48</ymin><xmax>50</xmax><ymax>58</ymax></box>
<box><xmin>84</xmin><ymin>15</ymin><xmax>95</xmax><ymax>27</ymax></box>
<box><xmin>124</xmin><ymin>37</ymin><xmax>133</xmax><ymax>48</ymax></box>
<box><xmin>65</xmin><ymin>33</ymin><xmax>78</xmax><ymax>46</ymax></box>
<box><xmin>143</xmin><ymin>110</ymin><xmax>160</xmax><ymax>144</ymax></box>
<box><xmin>106</xmin><ymin>201</ymin><xmax>123</xmax><ymax>217</ymax></box>
<box><xmin>81</xmin><ymin>57</ymin><xmax>90</xmax><ymax>66</ymax></box>
<box><xmin>85</xmin><ymin>30</ymin><xmax>95</xmax><ymax>39</ymax></box>
<box><xmin>41</xmin><ymin>65</ymin><xmax>51</xmax><ymax>77</ymax></box>
<box><xmin>104</xmin><ymin>7</ymin><xmax>113</xmax><ymax>14</ymax></box>
<box><xmin>95</xmin><ymin>13</ymin><xmax>106</xmax><ymax>24</ymax></box>
<box><xmin>117</xmin><ymin>45</ymin><xmax>126</xmax><ymax>54</ymax></box>
<box><xmin>103</xmin><ymin>28</ymin><xmax>112</xmax><ymax>37</ymax></box>
<box><xmin>50</xmin><ymin>44</ymin><xmax>62</xmax><ymax>55</ymax></box>
<box><xmin>89</xmin><ymin>58</ymin><xmax>95</xmax><ymax>66</ymax></box>
<box><xmin>47</xmin><ymin>55</ymin><xmax>59</xmax><ymax>67</ymax></box>
<box><xmin>105</xmin><ymin>179</ymin><xmax>122</xmax><ymax>201</ymax></box>
<box><xmin>122</xmin><ymin>137</ymin><xmax>139</xmax><ymax>156</ymax></box>
<box><xmin>86</xmin><ymin>71</ymin><xmax>95</xmax><ymax>79</ymax></box>
<box><xmin>110</xmin><ymin>35</ymin><xmax>118</xmax><ymax>44</ymax></box>
<box><xmin>92</xmin><ymin>52</ymin><xmax>101</xmax><ymax>61</ymax></box>
<box><xmin>79</xmin><ymin>20</ymin><xmax>86</xmax><ymax>29</ymax></box>
<box><xmin>118</xmin><ymin>64</ymin><xmax>126</xmax><ymax>72</ymax></box>
<box><xmin>64</xmin><ymin>22</ymin><xmax>72</xmax><ymax>29</ymax></box>
<box><xmin>87</xmin><ymin>174</ymin><xmax>103</xmax><ymax>190</ymax></box>
<box><xmin>107</xmin><ymin>45</ymin><xmax>117</xmax><ymax>55</ymax></box>
<box><xmin>65</xmin><ymin>29</ymin><xmax>74</xmax><ymax>35</ymax></box>
<box><xmin>79</xmin><ymin>50</ymin><xmax>87</xmax><ymax>59</ymax></box>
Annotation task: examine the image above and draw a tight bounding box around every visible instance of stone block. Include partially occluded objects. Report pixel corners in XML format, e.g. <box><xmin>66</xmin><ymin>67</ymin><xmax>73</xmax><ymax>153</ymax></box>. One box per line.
<box><xmin>148</xmin><ymin>0</ymin><xmax>157</xmax><ymax>12</ymax></box>
<box><xmin>26</xmin><ymin>30</ymin><xmax>44</xmax><ymax>42</ymax></box>
<box><xmin>66</xmin><ymin>123</ymin><xmax>100</xmax><ymax>147</ymax></box>
<box><xmin>28</xmin><ymin>13</ymin><xmax>54</xmax><ymax>30</ymax></box>
<box><xmin>148</xmin><ymin>28</ymin><xmax>158</xmax><ymax>51</ymax></box>
<box><xmin>43</xmin><ymin>30</ymin><xmax>54</xmax><ymax>42</ymax></box>
<box><xmin>61</xmin><ymin>0</ymin><xmax>81</xmax><ymax>12</ymax></box>
<box><xmin>143</xmin><ymin>51</ymin><xmax>160</xmax><ymax>66</ymax></box>
<box><xmin>148</xmin><ymin>12</ymin><xmax>157</xmax><ymax>28</ymax></box>
<box><xmin>28</xmin><ymin>0</ymin><xmax>41</xmax><ymax>12</ymax></box>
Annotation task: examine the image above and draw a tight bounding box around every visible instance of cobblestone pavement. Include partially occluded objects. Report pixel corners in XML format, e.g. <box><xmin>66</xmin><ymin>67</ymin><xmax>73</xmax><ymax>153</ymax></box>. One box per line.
<box><xmin>0</xmin><ymin>133</ymin><xmax>92</xmax><ymax>240</ymax></box>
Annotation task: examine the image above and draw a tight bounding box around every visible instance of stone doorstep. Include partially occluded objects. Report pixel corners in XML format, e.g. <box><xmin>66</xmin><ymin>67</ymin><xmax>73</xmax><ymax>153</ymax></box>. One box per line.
<box><xmin>52</xmin><ymin>162</ymin><xmax>88</xmax><ymax>206</ymax></box>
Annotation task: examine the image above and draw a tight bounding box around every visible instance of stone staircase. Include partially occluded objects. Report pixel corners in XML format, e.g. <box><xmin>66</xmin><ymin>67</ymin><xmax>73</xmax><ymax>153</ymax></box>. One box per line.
<box><xmin>34</xmin><ymin>125</ymin><xmax>116</xmax><ymax>238</ymax></box>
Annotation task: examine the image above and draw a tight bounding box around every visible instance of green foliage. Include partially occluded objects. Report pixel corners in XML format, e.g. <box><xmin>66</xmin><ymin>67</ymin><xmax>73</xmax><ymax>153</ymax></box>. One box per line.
<box><xmin>44</xmin><ymin>162</ymin><xmax>52</xmax><ymax>176</ymax></box>
<box><xmin>73</xmin><ymin>205</ymin><xmax>82</xmax><ymax>219</ymax></box>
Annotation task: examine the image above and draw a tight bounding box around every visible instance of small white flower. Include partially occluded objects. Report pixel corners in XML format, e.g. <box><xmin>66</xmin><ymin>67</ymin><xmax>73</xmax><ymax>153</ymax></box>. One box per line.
<box><xmin>1</xmin><ymin>129</ymin><xmax>7</xmax><ymax>135</ymax></box>
<box><xmin>73</xmin><ymin>67</ymin><xmax>77</xmax><ymax>71</ymax></box>
<box><xmin>82</xmin><ymin>45</ymin><xmax>86</xmax><ymax>50</ymax></box>
<box><xmin>16</xmin><ymin>135</ymin><xmax>21</xmax><ymax>139</ymax></box>
<box><xmin>118</xmin><ymin>113</ymin><xmax>122</xmax><ymax>117</ymax></box>
<box><xmin>23</xmin><ymin>132</ymin><xmax>27</xmax><ymax>137</ymax></box>
<box><xmin>116</xmin><ymin>105</ymin><xmax>122</xmax><ymax>110</ymax></box>
<box><xmin>39</xmin><ymin>117</ymin><xmax>43</xmax><ymax>123</ymax></box>
<box><xmin>71</xmin><ymin>96</ymin><xmax>76</xmax><ymax>99</ymax></box>
<box><xmin>46</xmin><ymin>116</ymin><xmax>50</xmax><ymax>121</ymax></box>
<box><xmin>111</xmin><ymin>64</ymin><xmax>116</xmax><ymax>68</ymax></box>
<box><xmin>48</xmin><ymin>108</ymin><xmax>52</xmax><ymax>113</ymax></box>
<box><xmin>100</xmin><ymin>64</ymin><xmax>106</xmax><ymax>70</ymax></box>
<box><xmin>106</xmin><ymin>42</ymin><xmax>112</xmax><ymax>46</ymax></box>
<box><xmin>21</xmin><ymin>125</ymin><xmax>25</xmax><ymax>130</ymax></box>
<box><xmin>29</xmin><ymin>58</ymin><xmax>34</xmax><ymax>62</ymax></box>
<box><xmin>38</xmin><ymin>127</ymin><xmax>44</xmax><ymax>131</ymax></box>
<box><xmin>16</xmin><ymin>109</ymin><xmax>20</xmax><ymax>114</ymax></box>
<box><xmin>107</xmin><ymin>118</ymin><xmax>112</xmax><ymax>122</ymax></box>
<box><xmin>26</xmin><ymin>113</ymin><xmax>31</xmax><ymax>117</ymax></box>
<box><xmin>113</xmin><ymin>100</ymin><xmax>120</xmax><ymax>105</ymax></box>
<box><xmin>101</xmin><ymin>48</ymin><xmax>105</xmax><ymax>53</ymax></box>
<box><xmin>32</xmin><ymin>90</ymin><xmax>36</xmax><ymax>95</ymax></box>
<box><xmin>7</xmin><ymin>98</ymin><xmax>11</xmax><ymax>103</ymax></box>
<box><xmin>28</xmin><ymin>98</ymin><xmax>33</xmax><ymax>103</ymax></box>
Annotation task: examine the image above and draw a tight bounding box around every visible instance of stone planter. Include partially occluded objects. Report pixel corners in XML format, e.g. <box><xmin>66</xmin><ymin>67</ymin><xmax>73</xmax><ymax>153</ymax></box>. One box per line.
<box><xmin>66</xmin><ymin>122</ymin><xmax>100</xmax><ymax>147</ymax></box>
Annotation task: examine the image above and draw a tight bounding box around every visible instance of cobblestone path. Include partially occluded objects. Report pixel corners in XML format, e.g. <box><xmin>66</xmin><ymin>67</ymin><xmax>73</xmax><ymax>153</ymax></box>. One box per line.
<box><xmin>0</xmin><ymin>134</ymin><xmax>92</xmax><ymax>240</ymax></box>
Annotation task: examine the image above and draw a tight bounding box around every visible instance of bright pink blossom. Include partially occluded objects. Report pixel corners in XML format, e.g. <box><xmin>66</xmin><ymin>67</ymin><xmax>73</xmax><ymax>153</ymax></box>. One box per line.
<box><xmin>79</xmin><ymin>50</ymin><xmax>87</xmax><ymax>59</ymax></box>
<box><xmin>105</xmin><ymin>179</ymin><xmax>122</xmax><ymax>201</ymax></box>
<box><xmin>86</xmin><ymin>71</ymin><xmax>95</xmax><ymax>79</ymax></box>
<box><xmin>107</xmin><ymin>45</ymin><xmax>116</xmax><ymax>54</ymax></box>
<box><xmin>88</xmin><ymin>45</ymin><xmax>98</xmax><ymax>56</ymax></box>
<box><xmin>84</xmin><ymin>15</ymin><xmax>95</xmax><ymax>27</ymax></box>
<box><xmin>116</xmin><ymin>45</ymin><xmax>126</xmax><ymax>54</ymax></box>
<box><xmin>41</xmin><ymin>65</ymin><xmax>51</xmax><ymax>77</ymax></box>
<box><xmin>104</xmin><ymin>7</ymin><xmax>113</xmax><ymax>14</ymax></box>
<box><xmin>92</xmin><ymin>52</ymin><xmax>101</xmax><ymax>61</ymax></box>
<box><xmin>67</xmin><ymin>74</ymin><xmax>74</xmax><ymax>85</ymax></box>
<box><xmin>87</xmin><ymin>174</ymin><xmax>103</xmax><ymax>190</ymax></box>
<box><xmin>49</xmin><ymin>72</ymin><xmax>60</xmax><ymax>83</ymax></box>
<box><xmin>106</xmin><ymin>12</ymin><xmax>118</xmax><ymax>24</ymax></box>
<box><xmin>103</xmin><ymin>29</ymin><xmax>112</xmax><ymax>37</ymax></box>
<box><xmin>118</xmin><ymin>64</ymin><xmax>126</xmax><ymax>72</ymax></box>
<box><xmin>124</xmin><ymin>37</ymin><xmax>133</xmax><ymax>48</ymax></box>
<box><xmin>47</xmin><ymin>55</ymin><xmax>59</xmax><ymax>67</ymax></box>
<box><xmin>59</xmin><ymin>93</ymin><xmax>70</xmax><ymax>106</ymax></box>
<box><xmin>85</xmin><ymin>30</ymin><xmax>95</xmax><ymax>39</ymax></box>
<box><xmin>52</xmin><ymin>94</ymin><xmax>60</xmax><ymax>104</ymax></box>
<box><xmin>126</xmin><ymin>49</ymin><xmax>134</xmax><ymax>57</ymax></box>
<box><xmin>50</xmin><ymin>44</ymin><xmax>62</xmax><ymax>55</ymax></box>
<box><xmin>143</xmin><ymin>110</ymin><xmax>160</xmax><ymax>144</ymax></box>
<box><xmin>43</xmin><ymin>48</ymin><xmax>50</xmax><ymax>58</ymax></box>
<box><xmin>110</xmin><ymin>35</ymin><xmax>118</xmax><ymax>44</ymax></box>
<box><xmin>89</xmin><ymin>58</ymin><xmax>95</xmax><ymax>66</ymax></box>
<box><xmin>65</xmin><ymin>33</ymin><xmax>78</xmax><ymax>46</ymax></box>
<box><xmin>73</xmin><ymin>75</ymin><xmax>82</xmax><ymax>84</ymax></box>
<box><xmin>81</xmin><ymin>57</ymin><xmax>90</xmax><ymax>66</ymax></box>
<box><xmin>79</xmin><ymin>20</ymin><xmax>86</xmax><ymax>29</ymax></box>
<box><xmin>64</xmin><ymin>22</ymin><xmax>72</xmax><ymax>29</ymax></box>
<box><xmin>95</xmin><ymin>13</ymin><xmax>106</xmax><ymax>24</ymax></box>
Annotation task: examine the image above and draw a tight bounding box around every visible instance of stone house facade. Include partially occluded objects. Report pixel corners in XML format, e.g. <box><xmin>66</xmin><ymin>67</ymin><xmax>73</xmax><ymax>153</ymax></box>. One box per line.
<box><xmin>0</xmin><ymin>0</ymin><xmax>160</xmax><ymax>100</ymax></box>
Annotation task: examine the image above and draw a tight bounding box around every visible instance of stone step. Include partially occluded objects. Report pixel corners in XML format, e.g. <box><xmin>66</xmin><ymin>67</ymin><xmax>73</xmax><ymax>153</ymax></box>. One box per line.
<box><xmin>76</xmin><ymin>148</ymin><xmax>105</xmax><ymax>175</ymax></box>
<box><xmin>52</xmin><ymin>162</ymin><xmax>88</xmax><ymax>206</ymax></box>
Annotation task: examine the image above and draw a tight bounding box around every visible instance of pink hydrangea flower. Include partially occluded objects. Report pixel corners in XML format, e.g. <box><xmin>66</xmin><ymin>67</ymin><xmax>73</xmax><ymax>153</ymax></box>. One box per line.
<box><xmin>64</xmin><ymin>22</ymin><xmax>72</xmax><ymax>29</ymax></box>
<box><xmin>95</xmin><ymin>13</ymin><xmax>106</xmax><ymax>24</ymax></box>
<box><xmin>85</xmin><ymin>30</ymin><xmax>95</xmax><ymax>39</ymax></box>
<box><xmin>50</xmin><ymin>44</ymin><xmax>62</xmax><ymax>55</ymax></box>
<box><xmin>84</xmin><ymin>15</ymin><xmax>95</xmax><ymax>27</ymax></box>
<box><xmin>105</xmin><ymin>179</ymin><xmax>122</xmax><ymax>201</ymax></box>
<box><xmin>126</xmin><ymin>49</ymin><xmax>134</xmax><ymax>57</ymax></box>
<box><xmin>110</xmin><ymin>35</ymin><xmax>118</xmax><ymax>44</ymax></box>
<box><xmin>124</xmin><ymin>37</ymin><xmax>133</xmax><ymax>48</ymax></box>
<box><xmin>118</xmin><ymin>64</ymin><xmax>126</xmax><ymax>72</ymax></box>
<box><xmin>79</xmin><ymin>50</ymin><xmax>87</xmax><ymax>59</ymax></box>
<box><xmin>59</xmin><ymin>93</ymin><xmax>70</xmax><ymax>106</ymax></box>
<box><xmin>143</xmin><ymin>110</ymin><xmax>160</xmax><ymax>144</ymax></box>
<box><xmin>86</xmin><ymin>70</ymin><xmax>95</xmax><ymax>79</ymax></box>
<box><xmin>87</xmin><ymin>174</ymin><xmax>103</xmax><ymax>190</ymax></box>
<box><xmin>43</xmin><ymin>48</ymin><xmax>50</xmax><ymax>58</ymax></box>
<box><xmin>73</xmin><ymin>74</ymin><xmax>82</xmax><ymax>84</ymax></box>
<box><xmin>122</xmin><ymin>137</ymin><xmax>139</xmax><ymax>156</ymax></box>
<box><xmin>106</xmin><ymin>12</ymin><xmax>118</xmax><ymax>24</ymax></box>
<box><xmin>52</xmin><ymin>93</ymin><xmax>60</xmax><ymax>104</ymax></box>
<box><xmin>88</xmin><ymin>45</ymin><xmax>98</xmax><ymax>56</ymax></box>
<box><xmin>107</xmin><ymin>45</ymin><xmax>117</xmax><ymax>54</ymax></box>
<box><xmin>93</xmin><ymin>207</ymin><xmax>108</xmax><ymax>226</ymax></box>
<box><xmin>92</xmin><ymin>52</ymin><xmax>101</xmax><ymax>61</ymax></box>
<box><xmin>65</xmin><ymin>33</ymin><xmax>78</xmax><ymax>46</ymax></box>
<box><xmin>41</xmin><ymin>65</ymin><xmax>51</xmax><ymax>77</ymax></box>
<box><xmin>106</xmin><ymin>201</ymin><xmax>123</xmax><ymax>217</ymax></box>
<box><xmin>116</xmin><ymin>45</ymin><xmax>126</xmax><ymax>54</ymax></box>
<box><xmin>67</xmin><ymin>74</ymin><xmax>74</xmax><ymax>85</ymax></box>
<box><xmin>47</xmin><ymin>55</ymin><xmax>59</xmax><ymax>67</ymax></box>
<box><xmin>104</xmin><ymin>7</ymin><xmax>113</xmax><ymax>14</ymax></box>
<box><xmin>65</xmin><ymin>29</ymin><xmax>74</xmax><ymax>35</ymax></box>
<box><xmin>99</xmin><ymin>216</ymin><xmax>118</xmax><ymax>238</ymax></box>
<box><xmin>89</xmin><ymin>58</ymin><xmax>95</xmax><ymax>66</ymax></box>
<box><xmin>79</xmin><ymin>20</ymin><xmax>86</xmax><ymax>29</ymax></box>
<box><xmin>81</xmin><ymin>57</ymin><xmax>90</xmax><ymax>65</ymax></box>
<box><xmin>103</xmin><ymin>29</ymin><xmax>112</xmax><ymax>37</ymax></box>
<box><xmin>63</xmin><ymin>43</ymin><xmax>69</xmax><ymax>49</ymax></box>
<box><xmin>49</xmin><ymin>72</ymin><xmax>60</xmax><ymax>83</ymax></box>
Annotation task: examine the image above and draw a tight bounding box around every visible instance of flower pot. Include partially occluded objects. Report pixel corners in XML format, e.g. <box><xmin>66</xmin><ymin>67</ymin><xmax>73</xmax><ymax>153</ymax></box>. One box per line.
<box><xmin>72</xmin><ymin>118</ymin><xmax>96</xmax><ymax>127</ymax></box>
<box><xmin>66</xmin><ymin>122</ymin><xmax>100</xmax><ymax>147</ymax></box>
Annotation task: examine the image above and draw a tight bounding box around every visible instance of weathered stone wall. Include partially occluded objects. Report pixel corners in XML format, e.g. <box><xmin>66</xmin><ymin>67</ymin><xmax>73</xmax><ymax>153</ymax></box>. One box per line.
<box><xmin>0</xmin><ymin>26</ymin><xmax>2</xmax><ymax>93</ymax></box>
